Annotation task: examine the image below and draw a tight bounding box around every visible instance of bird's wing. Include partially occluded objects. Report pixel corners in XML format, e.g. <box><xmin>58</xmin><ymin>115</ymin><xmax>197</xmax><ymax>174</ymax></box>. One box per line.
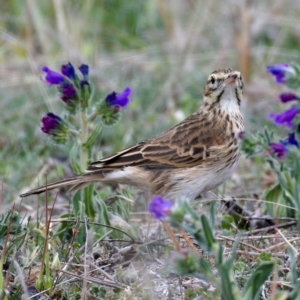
<box><xmin>88</xmin><ymin>110</ymin><xmax>228</xmax><ymax>170</ymax></box>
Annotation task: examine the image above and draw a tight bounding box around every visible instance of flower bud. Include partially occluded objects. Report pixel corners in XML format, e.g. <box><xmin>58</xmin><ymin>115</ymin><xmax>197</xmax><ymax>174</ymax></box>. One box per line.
<box><xmin>78</xmin><ymin>64</ymin><xmax>89</xmax><ymax>78</ymax></box>
<box><xmin>280</xmin><ymin>92</ymin><xmax>298</xmax><ymax>103</ymax></box>
<box><xmin>269</xmin><ymin>142</ymin><xmax>288</xmax><ymax>159</ymax></box>
<box><xmin>61</xmin><ymin>62</ymin><xmax>76</xmax><ymax>80</ymax></box>
<box><xmin>41</xmin><ymin>112</ymin><xmax>69</xmax><ymax>144</ymax></box>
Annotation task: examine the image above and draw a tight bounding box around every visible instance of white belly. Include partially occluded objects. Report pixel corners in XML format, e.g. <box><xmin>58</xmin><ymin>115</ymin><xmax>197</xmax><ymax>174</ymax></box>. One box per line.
<box><xmin>165</xmin><ymin>154</ymin><xmax>241</xmax><ymax>200</ymax></box>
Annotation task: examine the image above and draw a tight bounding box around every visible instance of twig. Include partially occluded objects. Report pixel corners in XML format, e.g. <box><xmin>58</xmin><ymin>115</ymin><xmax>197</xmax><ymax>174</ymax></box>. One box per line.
<box><xmin>89</xmin><ymin>262</ymin><xmax>115</xmax><ymax>282</ymax></box>
<box><xmin>244</xmin><ymin>217</ymin><xmax>296</xmax><ymax>221</ymax></box>
<box><xmin>234</xmin><ymin>233</ymin><xmax>298</xmax><ymax>240</ymax></box>
<box><xmin>135</xmin><ymin>237</ymin><xmax>169</xmax><ymax>247</ymax></box>
<box><xmin>264</xmin><ymin>236</ymin><xmax>300</xmax><ymax>252</ymax></box>
<box><xmin>67</xmin><ymin>217</ymin><xmax>80</xmax><ymax>256</ymax></box>
<box><xmin>51</xmin><ymin>219</ymin><xmax>137</xmax><ymax>242</ymax></box>
<box><xmin>57</xmin><ymin>229</ymin><xmax>113</xmax><ymax>284</ymax></box>
<box><xmin>211</xmin><ymin>195</ymin><xmax>298</xmax><ymax>213</ymax></box>
<box><xmin>105</xmin><ymin>195</ymin><xmax>134</xmax><ymax>205</ymax></box>
<box><xmin>217</xmin><ymin>234</ymin><xmax>261</xmax><ymax>252</ymax></box>
<box><xmin>265</xmin><ymin>280</ymin><xmax>293</xmax><ymax>288</ymax></box>
<box><xmin>234</xmin><ymin>250</ymin><xmax>289</xmax><ymax>259</ymax></box>
<box><xmin>241</xmin><ymin>221</ymin><xmax>297</xmax><ymax>236</ymax></box>
<box><xmin>91</xmin><ymin>230</ymin><xmax>112</xmax><ymax>248</ymax></box>
<box><xmin>161</xmin><ymin>220</ymin><xmax>180</xmax><ymax>251</ymax></box>
<box><xmin>178</xmin><ymin>228</ymin><xmax>200</xmax><ymax>257</ymax></box>
<box><xmin>276</xmin><ymin>229</ymin><xmax>299</xmax><ymax>256</ymax></box>
<box><xmin>38</xmin><ymin>176</ymin><xmax>49</xmax><ymax>288</ymax></box>
<box><xmin>13</xmin><ymin>260</ymin><xmax>30</xmax><ymax>299</ymax></box>
<box><xmin>59</xmin><ymin>269</ymin><xmax>126</xmax><ymax>289</ymax></box>
<box><xmin>81</xmin><ymin>218</ymin><xmax>90</xmax><ymax>300</ymax></box>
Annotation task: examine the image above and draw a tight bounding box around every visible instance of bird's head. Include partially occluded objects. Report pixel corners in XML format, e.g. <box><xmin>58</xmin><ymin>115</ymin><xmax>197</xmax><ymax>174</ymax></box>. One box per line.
<box><xmin>203</xmin><ymin>68</ymin><xmax>243</xmax><ymax>111</ymax></box>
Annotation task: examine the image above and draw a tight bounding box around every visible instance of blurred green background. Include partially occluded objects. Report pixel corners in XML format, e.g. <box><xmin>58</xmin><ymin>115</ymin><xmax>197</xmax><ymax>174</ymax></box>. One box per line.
<box><xmin>1</xmin><ymin>0</ymin><xmax>300</xmax><ymax>203</ymax></box>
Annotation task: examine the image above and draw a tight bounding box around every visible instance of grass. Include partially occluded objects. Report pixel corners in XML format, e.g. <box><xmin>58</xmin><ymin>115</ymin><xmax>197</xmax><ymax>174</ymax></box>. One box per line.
<box><xmin>1</xmin><ymin>0</ymin><xmax>300</xmax><ymax>299</ymax></box>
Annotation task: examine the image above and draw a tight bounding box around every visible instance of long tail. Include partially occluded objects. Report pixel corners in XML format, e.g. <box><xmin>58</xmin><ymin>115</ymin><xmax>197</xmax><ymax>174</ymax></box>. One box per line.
<box><xmin>19</xmin><ymin>171</ymin><xmax>104</xmax><ymax>198</ymax></box>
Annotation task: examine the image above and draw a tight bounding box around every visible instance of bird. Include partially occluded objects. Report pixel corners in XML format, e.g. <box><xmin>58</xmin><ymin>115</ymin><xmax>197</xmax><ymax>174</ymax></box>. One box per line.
<box><xmin>20</xmin><ymin>68</ymin><xmax>244</xmax><ymax>200</ymax></box>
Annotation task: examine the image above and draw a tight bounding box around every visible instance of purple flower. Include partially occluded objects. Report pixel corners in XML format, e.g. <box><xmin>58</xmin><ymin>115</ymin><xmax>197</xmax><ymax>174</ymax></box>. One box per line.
<box><xmin>41</xmin><ymin>113</ymin><xmax>62</xmax><ymax>134</ymax></box>
<box><xmin>78</xmin><ymin>64</ymin><xmax>89</xmax><ymax>77</ymax></box>
<box><xmin>105</xmin><ymin>87</ymin><xmax>131</xmax><ymax>107</ymax></box>
<box><xmin>269</xmin><ymin>142</ymin><xmax>288</xmax><ymax>159</ymax></box>
<box><xmin>280</xmin><ymin>132</ymin><xmax>299</xmax><ymax>148</ymax></box>
<box><xmin>269</xmin><ymin>106</ymin><xmax>300</xmax><ymax>128</ymax></box>
<box><xmin>148</xmin><ymin>195</ymin><xmax>173</xmax><ymax>219</ymax></box>
<box><xmin>287</xmin><ymin>132</ymin><xmax>299</xmax><ymax>147</ymax></box>
<box><xmin>61</xmin><ymin>62</ymin><xmax>76</xmax><ymax>79</ymax></box>
<box><xmin>267</xmin><ymin>63</ymin><xmax>295</xmax><ymax>84</ymax></box>
<box><xmin>238</xmin><ymin>131</ymin><xmax>245</xmax><ymax>139</ymax></box>
<box><xmin>42</xmin><ymin>66</ymin><xmax>65</xmax><ymax>85</ymax></box>
<box><xmin>61</xmin><ymin>83</ymin><xmax>76</xmax><ymax>102</ymax></box>
<box><xmin>280</xmin><ymin>93</ymin><xmax>299</xmax><ymax>103</ymax></box>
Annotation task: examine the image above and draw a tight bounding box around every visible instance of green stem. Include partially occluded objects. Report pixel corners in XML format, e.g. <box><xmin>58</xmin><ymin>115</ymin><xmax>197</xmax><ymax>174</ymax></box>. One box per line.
<box><xmin>81</xmin><ymin>110</ymin><xmax>88</xmax><ymax>171</ymax></box>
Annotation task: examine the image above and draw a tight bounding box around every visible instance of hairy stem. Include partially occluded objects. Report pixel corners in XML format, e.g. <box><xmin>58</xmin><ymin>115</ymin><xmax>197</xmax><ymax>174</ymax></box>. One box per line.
<box><xmin>81</xmin><ymin>109</ymin><xmax>88</xmax><ymax>171</ymax></box>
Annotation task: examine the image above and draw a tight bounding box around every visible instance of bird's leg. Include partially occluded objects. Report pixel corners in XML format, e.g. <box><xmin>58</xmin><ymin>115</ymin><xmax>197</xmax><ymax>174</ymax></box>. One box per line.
<box><xmin>178</xmin><ymin>228</ymin><xmax>200</xmax><ymax>257</ymax></box>
<box><xmin>161</xmin><ymin>220</ymin><xmax>181</xmax><ymax>251</ymax></box>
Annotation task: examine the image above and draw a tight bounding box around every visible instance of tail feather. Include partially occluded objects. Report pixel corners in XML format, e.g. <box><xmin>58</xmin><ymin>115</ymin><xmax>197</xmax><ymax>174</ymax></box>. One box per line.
<box><xmin>19</xmin><ymin>171</ymin><xmax>104</xmax><ymax>198</ymax></box>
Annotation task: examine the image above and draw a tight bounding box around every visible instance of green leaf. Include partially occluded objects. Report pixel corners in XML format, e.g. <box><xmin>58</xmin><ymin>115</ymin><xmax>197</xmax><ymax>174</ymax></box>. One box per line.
<box><xmin>292</xmin><ymin>178</ymin><xmax>300</xmax><ymax>210</ymax></box>
<box><xmin>95</xmin><ymin>195</ymin><xmax>110</xmax><ymax>228</ymax></box>
<box><xmin>200</xmin><ymin>215</ymin><xmax>216</xmax><ymax>251</ymax></box>
<box><xmin>221</xmin><ymin>215</ymin><xmax>235</xmax><ymax>230</ymax></box>
<box><xmin>111</xmin><ymin>197</ymin><xmax>131</xmax><ymax>222</ymax></box>
<box><xmin>198</xmin><ymin>257</ymin><xmax>218</xmax><ymax>285</ymax></box>
<box><xmin>296</xmin><ymin>211</ymin><xmax>300</xmax><ymax>234</ymax></box>
<box><xmin>264</xmin><ymin>183</ymin><xmax>290</xmax><ymax>218</ymax></box>
<box><xmin>0</xmin><ymin>210</ymin><xmax>22</xmax><ymax>239</ymax></box>
<box><xmin>76</xmin><ymin>201</ymin><xmax>86</xmax><ymax>245</ymax></box>
<box><xmin>256</xmin><ymin>251</ymin><xmax>272</xmax><ymax>264</ymax></box>
<box><xmin>83</xmin><ymin>122</ymin><xmax>102</xmax><ymax>149</ymax></box>
<box><xmin>225</xmin><ymin>234</ymin><xmax>242</xmax><ymax>269</ymax></box>
<box><xmin>210</xmin><ymin>202</ymin><xmax>216</xmax><ymax>229</ymax></box>
<box><xmin>54</xmin><ymin>214</ymin><xmax>75</xmax><ymax>242</ymax></box>
<box><xmin>218</xmin><ymin>264</ymin><xmax>242</xmax><ymax>300</ymax></box>
<box><xmin>70</xmin><ymin>144</ymin><xmax>82</xmax><ymax>174</ymax></box>
<box><xmin>84</xmin><ymin>185</ymin><xmax>96</xmax><ymax>219</ymax></box>
<box><xmin>174</xmin><ymin>253</ymin><xmax>197</xmax><ymax>274</ymax></box>
<box><xmin>72</xmin><ymin>190</ymin><xmax>81</xmax><ymax>216</ymax></box>
<box><xmin>242</xmin><ymin>262</ymin><xmax>273</xmax><ymax>300</ymax></box>
<box><xmin>287</xmin><ymin>246</ymin><xmax>300</xmax><ymax>298</ymax></box>
<box><xmin>234</xmin><ymin>260</ymin><xmax>249</xmax><ymax>273</ymax></box>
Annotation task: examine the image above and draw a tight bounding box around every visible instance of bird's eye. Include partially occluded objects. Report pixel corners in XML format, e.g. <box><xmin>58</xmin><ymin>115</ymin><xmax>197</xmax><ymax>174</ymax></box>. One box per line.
<box><xmin>211</xmin><ymin>77</ymin><xmax>215</xmax><ymax>84</ymax></box>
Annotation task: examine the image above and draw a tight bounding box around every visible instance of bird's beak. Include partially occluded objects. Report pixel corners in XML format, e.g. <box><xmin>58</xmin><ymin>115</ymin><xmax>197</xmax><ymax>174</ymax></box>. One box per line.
<box><xmin>225</xmin><ymin>74</ymin><xmax>238</xmax><ymax>84</ymax></box>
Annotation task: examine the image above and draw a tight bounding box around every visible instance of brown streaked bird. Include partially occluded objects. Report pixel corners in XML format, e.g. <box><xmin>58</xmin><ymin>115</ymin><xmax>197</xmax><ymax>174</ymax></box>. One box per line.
<box><xmin>20</xmin><ymin>68</ymin><xmax>244</xmax><ymax>200</ymax></box>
